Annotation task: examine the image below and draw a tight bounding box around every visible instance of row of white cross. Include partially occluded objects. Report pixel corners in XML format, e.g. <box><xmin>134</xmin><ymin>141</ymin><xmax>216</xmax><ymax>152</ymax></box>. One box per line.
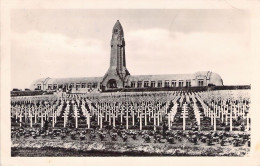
<box><xmin>11</xmin><ymin>91</ymin><xmax>251</xmax><ymax>131</ymax></box>
<box><xmin>195</xmin><ymin>93</ymin><xmax>250</xmax><ymax>131</ymax></box>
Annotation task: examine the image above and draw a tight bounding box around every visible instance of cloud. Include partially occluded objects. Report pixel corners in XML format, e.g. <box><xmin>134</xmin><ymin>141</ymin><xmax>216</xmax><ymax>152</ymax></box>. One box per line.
<box><xmin>11</xmin><ymin>27</ymin><xmax>251</xmax><ymax>89</ymax></box>
<box><xmin>126</xmin><ymin>28</ymin><xmax>251</xmax><ymax>85</ymax></box>
<box><xmin>11</xmin><ymin>31</ymin><xmax>109</xmax><ymax>89</ymax></box>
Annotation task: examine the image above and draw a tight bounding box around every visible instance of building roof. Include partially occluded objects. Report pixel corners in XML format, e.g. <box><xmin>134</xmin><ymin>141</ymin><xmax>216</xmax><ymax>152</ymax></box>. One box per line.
<box><xmin>129</xmin><ymin>73</ymin><xmax>195</xmax><ymax>82</ymax></box>
<box><xmin>194</xmin><ymin>71</ymin><xmax>212</xmax><ymax>79</ymax></box>
<box><xmin>47</xmin><ymin>77</ymin><xmax>103</xmax><ymax>84</ymax></box>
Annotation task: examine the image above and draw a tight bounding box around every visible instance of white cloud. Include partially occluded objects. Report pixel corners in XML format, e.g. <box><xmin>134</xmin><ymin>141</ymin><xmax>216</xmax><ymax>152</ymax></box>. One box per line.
<box><xmin>126</xmin><ymin>28</ymin><xmax>251</xmax><ymax>85</ymax></box>
<box><xmin>11</xmin><ymin>31</ymin><xmax>109</xmax><ymax>89</ymax></box>
<box><xmin>11</xmin><ymin>28</ymin><xmax>251</xmax><ymax>89</ymax></box>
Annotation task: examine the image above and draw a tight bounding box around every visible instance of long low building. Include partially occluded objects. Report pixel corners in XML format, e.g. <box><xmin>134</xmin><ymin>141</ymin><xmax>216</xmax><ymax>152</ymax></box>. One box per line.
<box><xmin>30</xmin><ymin>20</ymin><xmax>223</xmax><ymax>93</ymax></box>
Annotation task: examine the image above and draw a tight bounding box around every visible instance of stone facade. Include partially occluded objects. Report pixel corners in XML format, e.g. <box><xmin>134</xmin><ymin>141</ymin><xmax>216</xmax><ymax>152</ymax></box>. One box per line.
<box><xmin>30</xmin><ymin>20</ymin><xmax>223</xmax><ymax>92</ymax></box>
<box><xmin>102</xmin><ymin>20</ymin><xmax>130</xmax><ymax>90</ymax></box>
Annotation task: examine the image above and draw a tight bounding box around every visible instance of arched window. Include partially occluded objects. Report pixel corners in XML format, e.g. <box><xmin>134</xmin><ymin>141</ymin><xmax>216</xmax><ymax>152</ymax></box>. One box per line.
<box><xmin>107</xmin><ymin>79</ymin><xmax>117</xmax><ymax>88</ymax></box>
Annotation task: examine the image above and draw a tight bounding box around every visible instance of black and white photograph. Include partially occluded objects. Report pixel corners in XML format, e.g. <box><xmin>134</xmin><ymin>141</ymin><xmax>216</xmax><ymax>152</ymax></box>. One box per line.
<box><xmin>8</xmin><ymin>9</ymin><xmax>253</xmax><ymax>157</ymax></box>
<box><xmin>1</xmin><ymin>1</ymin><xmax>260</xmax><ymax>164</ymax></box>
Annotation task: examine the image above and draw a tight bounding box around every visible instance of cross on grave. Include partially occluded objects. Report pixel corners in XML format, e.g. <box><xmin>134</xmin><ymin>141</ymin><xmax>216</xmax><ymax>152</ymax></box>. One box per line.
<box><xmin>112</xmin><ymin>113</ymin><xmax>116</xmax><ymax>128</ymax></box>
<box><xmin>43</xmin><ymin>108</ymin><xmax>47</xmax><ymax>121</ymax></box>
<box><xmin>209</xmin><ymin>109</ymin><xmax>214</xmax><ymax>126</ymax></box>
<box><xmin>124</xmin><ymin>108</ymin><xmax>131</xmax><ymax>130</ymax></box>
<box><xmin>136</xmin><ymin>106</ymin><xmax>143</xmax><ymax>115</ymax></box>
<box><xmin>213</xmin><ymin>112</ymin><xmax>217</xmax><ymax>131</ymax></box>
<box><xmin>106</xmin><ymin>109</ymin><xmax>112</xmax><ymax>124</ymax></box>
<box><xmin>34</xmin><ymin>108</ymin><xmax>38</xmax><ymax>123</ymax></box>
<box><xmin>181</xmin><ymin>103</ymin><xmax>188</xmax><ymax>131</ymax></box>
<box><xmin>38</xmin><ymin>112</ymin><xmax>45</xmax><ymax>128</ymax></box>
<box><xmin>205</xmin><ymin>106</ymin><xmax>209</xmax><ymax>117</ymax></box>
<box><xmin>54</xmin><ymin>111</ymin><xmax>57</xmax><ymax>124</ymax></box>
<box><xmin>139</xmin><ymin>113</ymin><xmax>145</xmax><ymax>130</ymax></box>
<box><xmin>24</xmin><ymin>108</ymin><xmax>28</xmax><ymax>123</ymax></box>
<box><xmin>118</xmin><ymin>109</ymin><xmax>125</xmax><ymax>124</ymax></box>
<box><xmin>196</xmin><ymin>113</ymin><xmax>203</xmax><ymax>131</ymax></box>
<box><xmin>143</xmin><ymin>107</ymin><xmax>150</xmax><ymax>126</ymax></box>
<box><xmin>211</xmin><ymin>102</ymin><xmax>214</xmax><ymax>108</ymax></box>
<box><xmin>167</xmin><ymin>112</ymin><xmax>171</xmax><ymax>130</ymax></box>
<box><xmin>213</xmin><ymin>103</ymin><xmax>216</xmax><ymax>117</ymax></box>
<box><xmin>88</xmin><ymin>102</ymin><xmax>92</xmax><ymax>114</ymax></box>
<box><xmin>246</xmin><ymin>112</ymin><xmax>250</xmax><ymax>131</ymax></box>
<box><xmin>18</xmin><ymin>113</ymin><xmax>24</xmax><ymax>127</ymax></box>
<box><xmin>230</xmin><ymin>105</ymin><xmax>233</xmax><ymax>131</ymax></box>
<box><xmin>236</xmin><ymin>103</ymin><xmax>241</xmax><ymax>117</ymax></box>
<box><xmin>105</xmin><ymin>106</ymin><xmax>109</xmax><ymax>121</ymax></box>
<box><xmin>231</xmin><ymin>103</ymin><xmax>237</xmax><ymax>119</ymax></box>
<box><xmin>151</xmin><ymin>113</ymin><xmax>159</xmax><ymax>131</ymax></box>
<box><xmin>158</xmin><ymin>109</ymin><xmax>164</xmax><ymax>123</ymax></box>
<box><xmin>65</xmin><ymin>104</ymin><xmax>70</xmax><ymax>114</ymax></box>
<box><xmin>99</xmin><ymin>113</ymin><xmax>105</xmax><ymax>129</ymax></box>
<box><xmin>28</xmin><ymin>112</ymin><xmax>34</xmax><ymax>128</ymax></box>
<box><xmin>221</xmin><ymin>106</ymin><xmax>224</xmax><ymax>123</ymax></box>
<box><xmin>97</xmin><ymin>109</ymin><xmax>100</xmax><ymax>125</ymax></box>
<box><xmin>62</xmin><ymin>112</ymin><xmax>68</xmax><ymax>128</ymax></box>
<box><xmin>15</xmin><ymin>107</ymin><xmax>19</xmax><ymax>122</ymax></box>
<box><xmin>136</xmin><ymin>105</ymin><xmax>142</xmax><ymax>117</ymax></box>
<box><xmin>224</xmin><ymin>106</ymin><xmax>228</xmax><ymax>125</ymax></box>
<box><xmin>49</xmin><ymin>111</ymin><xmax>56</xmax><ymax>128</ymax></box>
<box><xmin>134</xmin><ymin>103</ymin><xmax>138</xmax><ymax>112</ymax></box>
<box><xmin>76</xmin><ymin>100</ymin><xmax>80</xmax><ymax>108</ymax></box>
<box><xmin>148</xmin><ymin>106</ymin><xmax>154</xmax><ymax>120</ymax></box>
<box><xmin>130</xmin><ymin>110</ymin><xmax>136</xmax><ymax>126</ymax></box>
<box><xmin>11</xmin><ymin>106</ymin><xmax>15</xmax><ymax>116</ymax></box>
<box><xmin>242</xmin><ymin>104</ymin><xmax>246</xmax><ymax>119</ymax></box>
<box><xmin>156</xmin><ymin>111</ymin><xmax>161</xmax><ymax>127</ymax></box>
<box><xmin>114</xmin><ymin>105</ymin><xmax>119</xmax><ymax>117</ymax></box>
<box><xmin>86</xmin><ymin>112</ymin><xmax>92</xmax><ymax>129</ymax></box>
<box><xmin>170</xmin><ymin>108</ymin><xmax>176</xmax><ymax>122</ymax></box>
<box><xmin>73</xmin><ymin>108</ymin><xmax>80</xmax><ymax>128</ymax></box>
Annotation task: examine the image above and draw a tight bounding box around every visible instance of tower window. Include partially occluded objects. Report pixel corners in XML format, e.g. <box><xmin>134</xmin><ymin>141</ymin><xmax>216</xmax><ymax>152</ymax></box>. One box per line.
<box><xmin>114</xmin><ymin>29</ymin><xmax>118</xmax><ymax>33</ymax></box>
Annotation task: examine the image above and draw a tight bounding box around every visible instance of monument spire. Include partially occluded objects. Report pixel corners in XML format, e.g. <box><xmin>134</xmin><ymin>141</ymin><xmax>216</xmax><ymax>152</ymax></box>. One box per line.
<box><xmin>102</xmin><ymin>20</ymin><xmax>130</xmax><ymax>90</ymax></box>
<box><xmin>110</xmin><ymin>20</ymin><xmax>127</xmax><ymax>72</ymax></box>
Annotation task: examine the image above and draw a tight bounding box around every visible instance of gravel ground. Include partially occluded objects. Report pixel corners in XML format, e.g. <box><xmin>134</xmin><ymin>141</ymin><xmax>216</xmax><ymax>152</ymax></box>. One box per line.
<box><xmin>11</xmin><ymin>136</ymin><xmax>250</xmax><ymax>156</ymax></box>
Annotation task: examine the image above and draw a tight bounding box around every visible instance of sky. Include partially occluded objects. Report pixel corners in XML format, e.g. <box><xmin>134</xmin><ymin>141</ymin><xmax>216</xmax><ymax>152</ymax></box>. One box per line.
<box><xmin>11</xmin><ymin>9</ymin><xmax>251</xmax><ymax>89</ymax></box>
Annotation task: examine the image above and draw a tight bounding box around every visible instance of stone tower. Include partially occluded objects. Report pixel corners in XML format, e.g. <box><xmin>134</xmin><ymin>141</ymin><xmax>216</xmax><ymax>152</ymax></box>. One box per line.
<box><xmin>102</xmin><ymin>20</ymin><xmax>130</xmax><ymax>90</ymax></box>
